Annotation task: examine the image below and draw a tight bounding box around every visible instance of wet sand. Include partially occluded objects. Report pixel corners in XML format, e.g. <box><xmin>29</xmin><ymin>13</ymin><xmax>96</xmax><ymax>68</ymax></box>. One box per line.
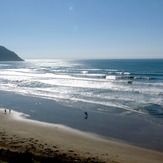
<box><xmin>1</xmin><ymin>91</ymin><xmax>163</xmax><ymax>152</ymax></box>
<box><xmin>0</xmin><ymin>109</ymin><xmax>163</xmax><ymax>163</ymax></box>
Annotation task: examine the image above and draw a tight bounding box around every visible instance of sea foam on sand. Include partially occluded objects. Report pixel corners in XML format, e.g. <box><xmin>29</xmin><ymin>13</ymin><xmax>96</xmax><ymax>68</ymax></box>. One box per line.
<box><xmin>0</xmin><ymin>108</ymin><xmax>163</xmax><ymax>163</ymax></box>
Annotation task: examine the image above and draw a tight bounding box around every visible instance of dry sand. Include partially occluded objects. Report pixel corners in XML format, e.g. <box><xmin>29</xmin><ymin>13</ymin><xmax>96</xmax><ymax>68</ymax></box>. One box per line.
<box><xmin>0</xmin><ymin>108</ymin><xmax>163</xmax><ymax>163</ymax></box>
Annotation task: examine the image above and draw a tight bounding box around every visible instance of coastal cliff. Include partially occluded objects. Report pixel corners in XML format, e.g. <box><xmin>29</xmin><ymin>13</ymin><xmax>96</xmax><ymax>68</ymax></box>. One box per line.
<box><xmin>0</xmin><ymin>46</ymin><xmax>24</xmax><ymax>61</ymax></box>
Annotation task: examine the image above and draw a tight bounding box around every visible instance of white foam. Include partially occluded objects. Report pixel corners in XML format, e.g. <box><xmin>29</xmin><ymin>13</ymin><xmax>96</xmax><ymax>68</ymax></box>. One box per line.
<box><xmin>106</xmin><ymin>75</ymin><xmax>116</xmax><ymax>80</ymax></box>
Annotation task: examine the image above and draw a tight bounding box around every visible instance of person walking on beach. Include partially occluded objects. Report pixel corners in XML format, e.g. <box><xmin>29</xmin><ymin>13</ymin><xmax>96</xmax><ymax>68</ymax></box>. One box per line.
<box><xmin>84</xmin><ymin>112</ymin><xmax>88</xmax><ymax>119</ymax></box>
<box><xmin>4</xmin><ymin>109</ymin><xmax>6</xmax><ymax>114</ymax></box>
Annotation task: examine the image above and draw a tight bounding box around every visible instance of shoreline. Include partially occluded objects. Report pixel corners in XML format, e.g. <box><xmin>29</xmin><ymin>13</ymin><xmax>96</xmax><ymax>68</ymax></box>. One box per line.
<box><xmin>0</xmin><ymin>109</ymin><xmax>163</xmax><ymax>163</ymax></box>
<box><xmin>0</xmin><ymin>91</ymin><xmax>163</xmax><ymax>152</ymax></box>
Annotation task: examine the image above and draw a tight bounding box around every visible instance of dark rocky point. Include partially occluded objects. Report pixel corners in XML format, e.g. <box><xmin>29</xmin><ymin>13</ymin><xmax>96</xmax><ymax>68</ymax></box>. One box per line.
<box><xmin>0</xmin><ymin>46</ymin><xmax>24</xmax><ymax>61</ymax></box>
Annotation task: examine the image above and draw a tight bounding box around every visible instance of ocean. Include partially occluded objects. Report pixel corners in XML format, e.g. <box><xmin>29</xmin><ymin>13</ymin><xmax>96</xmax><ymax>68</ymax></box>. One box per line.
<box><xmin>0</xmin><ymin>59</ymin><xmax>163</xmax><ymax>150</ymax></box>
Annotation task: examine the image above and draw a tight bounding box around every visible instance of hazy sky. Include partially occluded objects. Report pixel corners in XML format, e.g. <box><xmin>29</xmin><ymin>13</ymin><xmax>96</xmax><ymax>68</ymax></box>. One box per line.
<box><xmin>0</xmin><ymin>0</ymin><xmax>163</xmax><ymax>59</ymax></box>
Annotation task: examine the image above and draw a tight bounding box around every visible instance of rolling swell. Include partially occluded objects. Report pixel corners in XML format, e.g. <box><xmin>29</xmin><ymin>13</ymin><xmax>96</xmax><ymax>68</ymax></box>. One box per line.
<box><xmin>116</xmin><ymin>75</ymin><xmax>154</xmax><ymax>80</ymax></box>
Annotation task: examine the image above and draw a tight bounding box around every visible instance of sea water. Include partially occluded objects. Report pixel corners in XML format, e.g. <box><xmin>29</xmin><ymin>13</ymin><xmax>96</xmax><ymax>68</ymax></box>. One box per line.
<box><xmin>0</xmin><ymin>59</ymin><xmax>162</xmax><ymax>118</ymax></box>
<box><xmin>0</xmin><ymin>59</ymin><xmax>163</xmax><ymax>150</ymax></box>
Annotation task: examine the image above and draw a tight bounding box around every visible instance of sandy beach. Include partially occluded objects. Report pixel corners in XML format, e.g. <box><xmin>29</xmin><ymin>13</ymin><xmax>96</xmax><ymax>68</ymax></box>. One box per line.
<box><xmin>0</xmin><ymin>109</ymin><xmax>163</xmax><ymax>163</ymax></box>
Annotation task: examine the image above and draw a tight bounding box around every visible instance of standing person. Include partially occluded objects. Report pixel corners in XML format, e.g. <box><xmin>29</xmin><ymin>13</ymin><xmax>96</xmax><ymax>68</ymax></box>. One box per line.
<box><xmin>84</xmin><ymin>112</ymin><xmax>88</xmax><ymax>119</ymax></box>
<box><xmin>4</xmin><ymin>109</ymin><xmax>6</xmax><ymax>114</ymax></box>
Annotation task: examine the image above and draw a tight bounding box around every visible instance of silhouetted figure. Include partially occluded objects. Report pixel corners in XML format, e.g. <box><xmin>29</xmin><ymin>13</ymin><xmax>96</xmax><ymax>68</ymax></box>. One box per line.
<box><xmin>4</xmin><ymin>109</ymin><xmax>6</xmax><ymax>114</ymax></box>
<box><xmin>84</xmin><ymin>112</ymin><xmax>88</xmax><ymax>119</ymax></box>
<box><xmin>128</xmin><ymin>81</ymin><xmax>133</xmax><ymax>84</ymax></box>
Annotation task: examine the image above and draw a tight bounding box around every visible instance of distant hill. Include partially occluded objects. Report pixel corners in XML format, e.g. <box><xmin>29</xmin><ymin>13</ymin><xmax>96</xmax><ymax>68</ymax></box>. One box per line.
<box><xmin>0</xmin><ymin>46</ymin><xmax>24</xmax><ymax>61</ymax></box>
